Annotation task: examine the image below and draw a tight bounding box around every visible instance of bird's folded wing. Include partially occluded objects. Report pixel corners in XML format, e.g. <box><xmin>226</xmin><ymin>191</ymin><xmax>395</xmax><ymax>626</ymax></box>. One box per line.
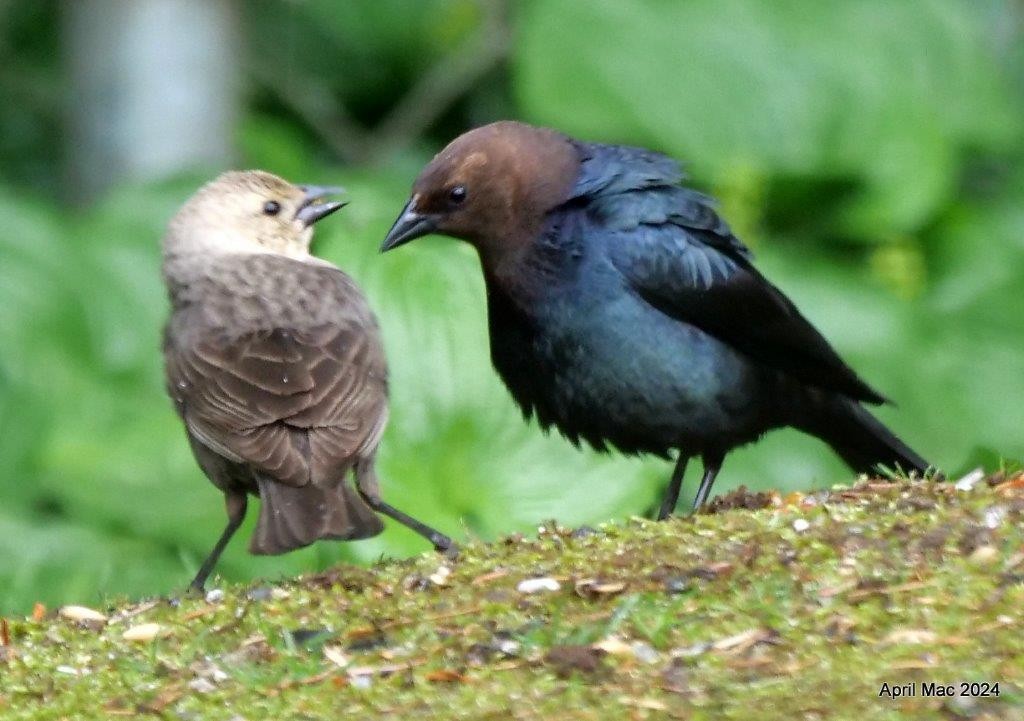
<box><xmin>565</xmin><ymin>141</ymin><xmax>884</xmax><ymax>404</ymax></box>
<box><xmin>607</xmin><ymin>204</ymin><xmax>887</xmax><ymax>405</ymax></box>
<box><xmin>165</xmin><ymin>323</ymin><xmax>387</xmax><ymax>487</ymax></box>
<box><xmin>570</xmin><ymin>140</ymin><xmax>686</xmax><ymax>199</ymax></box>
<box><xmin>571</xmin><ymin>141</ymin><xmax>752</xmax><ymax>260</ymax></box>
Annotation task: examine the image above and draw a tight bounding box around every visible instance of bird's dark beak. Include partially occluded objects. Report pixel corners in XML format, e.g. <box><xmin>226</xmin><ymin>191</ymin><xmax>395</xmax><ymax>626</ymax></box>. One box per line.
<box><xmin>380</xmin><ymin>198</ymin><xmax>437</xmax><ymax>252</ymax></box>
<box><xmin>296</xmin><ymin>185</ymin><xmax>347</xmax><ymax>227</ymax></box>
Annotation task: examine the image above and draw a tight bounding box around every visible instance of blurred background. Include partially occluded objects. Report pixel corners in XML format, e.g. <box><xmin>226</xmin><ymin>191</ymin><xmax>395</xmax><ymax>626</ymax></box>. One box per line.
<box><xmin>1</xmin><ymin>0</ymin><xmax>1022</xmax><ymax>612</ymax></box>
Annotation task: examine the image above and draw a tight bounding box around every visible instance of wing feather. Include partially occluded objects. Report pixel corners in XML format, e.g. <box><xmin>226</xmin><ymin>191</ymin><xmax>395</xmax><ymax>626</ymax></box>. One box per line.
<box><xmin>165</xmin><ymin>304</ymin><xmax>387</xmax><ymax>488</ymax></box>
<box><xmin>571</xmin><ymin>142</ymin><xmax>887</xmax><ymax>405</ymax></box>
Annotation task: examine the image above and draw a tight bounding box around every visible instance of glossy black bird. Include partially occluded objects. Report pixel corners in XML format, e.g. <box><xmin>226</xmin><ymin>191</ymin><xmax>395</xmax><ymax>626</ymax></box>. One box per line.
<box><xmin>162</xmin><ymin>171</ymin><xmax>452</xmax><ymax>591</ymax></box>
<box><xmin>381</xmin><ymin>121</ymin><xmax>931</xmax><ymax>517</ymax></box>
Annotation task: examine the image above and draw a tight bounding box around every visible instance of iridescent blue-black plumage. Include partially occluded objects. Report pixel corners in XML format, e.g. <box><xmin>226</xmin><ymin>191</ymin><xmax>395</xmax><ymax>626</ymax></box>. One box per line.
<box><xmin>382</xmin><ymin>121</ymin><xmax>931</xmax><ymax>513</ymax></box>
<box><xmin>570</xmin><ymin>139</ymin><xmax>888</xmax><ymax>406</ymax></box>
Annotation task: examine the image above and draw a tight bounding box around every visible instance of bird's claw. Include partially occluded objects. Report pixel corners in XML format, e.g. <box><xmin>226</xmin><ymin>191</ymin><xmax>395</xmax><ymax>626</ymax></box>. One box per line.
<box><xmin>431</xmin><ymin>534</ymin><xmax>459</xmax><ymax>560</ymax></box>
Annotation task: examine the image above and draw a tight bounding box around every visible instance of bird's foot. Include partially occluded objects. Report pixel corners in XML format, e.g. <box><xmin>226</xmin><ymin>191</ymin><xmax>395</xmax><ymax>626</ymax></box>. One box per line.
<box><xmin>431</xmin><ymin>533</ymin><xmax>459</xmax><ymax>560</ymax></box>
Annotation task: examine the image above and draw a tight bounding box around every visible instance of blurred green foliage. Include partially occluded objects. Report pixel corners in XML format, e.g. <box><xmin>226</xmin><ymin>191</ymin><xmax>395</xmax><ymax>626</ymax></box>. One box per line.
<box><xmin>0</xmin><ymin>0</ymin><xmax>1022</xmax><ymax>612</ymax></box>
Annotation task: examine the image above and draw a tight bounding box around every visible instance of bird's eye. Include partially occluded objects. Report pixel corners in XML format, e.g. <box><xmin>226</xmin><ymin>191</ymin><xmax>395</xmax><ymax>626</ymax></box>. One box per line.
<box><xmin>262</xmin><ymin>200</ymin><xmax>281</xmax><ymax>216</ymax></box>
<box><xmin>448</xmin><ymin>185</ymin><xmax>467</xmax><ymax>206</ymax></box>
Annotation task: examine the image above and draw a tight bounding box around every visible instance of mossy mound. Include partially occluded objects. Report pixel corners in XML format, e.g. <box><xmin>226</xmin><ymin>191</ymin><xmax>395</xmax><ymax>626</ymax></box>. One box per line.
<box><xmin>3</xmin><ymin>474</ymin><xmax>1023</xmax><ymax>720</ymax></box>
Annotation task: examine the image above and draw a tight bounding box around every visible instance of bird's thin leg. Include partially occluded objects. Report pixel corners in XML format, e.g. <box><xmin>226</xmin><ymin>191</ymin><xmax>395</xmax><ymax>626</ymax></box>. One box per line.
<box><xmin>691</xmin><ymin>452</ymin><xmax>725</xmax><ymax>512</ymax></box>
<box><xmin>358</xmin><ymin>491</ymin><xmax>454</xmax><ymax>554</ymax></box>
<box><xmin>189</xmin><ymin>492</ymin><xmax>247</xmax><ymax>592</ymax></box>
<box><xmin>657</xmin><ymin>454</ymin><xmax>689</xmax><ymax>520</ymax></box>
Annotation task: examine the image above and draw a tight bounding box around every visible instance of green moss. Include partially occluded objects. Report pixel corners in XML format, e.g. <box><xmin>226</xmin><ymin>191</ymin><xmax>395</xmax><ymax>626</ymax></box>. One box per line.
<box><xmin>2</xmin><ymin>476</ymin><xmax>1023</xmax><ymax>720</ymax></box>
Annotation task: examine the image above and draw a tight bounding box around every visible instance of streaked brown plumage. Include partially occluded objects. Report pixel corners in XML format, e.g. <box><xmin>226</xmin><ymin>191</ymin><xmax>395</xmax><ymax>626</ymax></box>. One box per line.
<box><xmin>162</xmin><ymin>170</ymin><xmax>451</xmax><ymax>591</ymax></box>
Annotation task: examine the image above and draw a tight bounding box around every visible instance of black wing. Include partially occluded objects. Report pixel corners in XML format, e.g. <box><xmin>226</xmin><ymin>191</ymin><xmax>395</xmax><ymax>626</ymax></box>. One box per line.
<box><xmin>574</xmin><ymin>142</ymin><xmax>887</xmax><ymax>405</ymax></box>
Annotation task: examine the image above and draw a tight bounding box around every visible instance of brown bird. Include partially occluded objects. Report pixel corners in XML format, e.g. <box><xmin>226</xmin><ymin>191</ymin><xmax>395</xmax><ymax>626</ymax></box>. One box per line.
<box><xmin>162</xmin><ymin>170</ymin><xmax>452</xmax><ymax>591</ymax></box>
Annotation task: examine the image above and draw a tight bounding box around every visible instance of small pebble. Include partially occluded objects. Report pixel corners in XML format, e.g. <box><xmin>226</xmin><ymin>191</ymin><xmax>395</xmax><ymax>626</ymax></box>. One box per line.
<box><xmin>59</xmin><ymin>606</ymin><xmax>107</xmax><ymax>624</ymax></box>
<box><xmin>246</xmin><ymin>587</ymin><xmax>272</xmax><ymax>602</ymax></box>
<box><xmin>351</xmin><ymin>675</ymin><xmax>373</xmax><ymax>689</ymax></box>
<box><xmin>664</xmin><ymin>578</ymin><xmax>691</xmax><ymax>595</ymax></box>
<box><xmin>594</xmin><ymin>636</ymin><xmax>633</xmax><ymax>657</ymax></box>
<box><xmin>323</xmin><ymin>645</ymin><xmax>350</xmax><ymax>668</ymax></box>
<box><xmin>188</xmin><ymin>678</ymin><xmax>217</xmax><ymax>694</ymax></box>
<box><xmin>55</xmin><ymin>665</ymin><xmax>88</xmax><ymax>676</ymax></box>
<box><xmin>631</xmin><ymin>641</ymin><xmax>659</xmax><ymax>664</ymax></box>
<box><xmin>516</xmin><ymin>577</ymin><xmax>561</xmax><ymax>594</ymax></box>
<box><xmin>672</xmin><ymin>642</ymin><xmax>710</xmax><ymax>658</ymax></box>
<box><xmin>954</xmin><ymin>468</ymin><xmax>984</xmax><ymax>491</ymax></box>
<box><xmin>575</xmin><ymin>578</ymin><xmax>626</xmax><ymax>596</ymax></box>
<box><xmin>191</xmin><ymin>660</ymin><xmax>228</xmax><ymax>684</ymax></box>
<box><xmin>497</xmin><ymin>638</ymin><xmax>520</xmax><ymax>656</ymax></box>
<box><xmin>429</xmin><ymin>566</ymin><xmax>452</xmax><ymax>586</ymax></box>
<box><xmin>205</xmin><ymin>589</ymin><xmax>224</xmax><ymax>604</ymax></box>
<box><xmin>122</xmin><ymin>623</ymin><xmax>166</xmax><ymax>642</ymax></box>
<box><xmin>792</xmin><ymin>518</ymin><xmax>810</xmax><ymax>533</ymax></box>
<box><xmin>884</xmin><ymin>629</ymin><xmax>937</xmax><ymax>644</ymax></box>
<box><xmin>969</xmin><ymin>545</ymin><xmax>999</xmax><ymax>566</ymax></box>
<box><xmin>983</xmin><ymin>506</ymin><xmax>1006</xmax><ymax>530</ymax></box>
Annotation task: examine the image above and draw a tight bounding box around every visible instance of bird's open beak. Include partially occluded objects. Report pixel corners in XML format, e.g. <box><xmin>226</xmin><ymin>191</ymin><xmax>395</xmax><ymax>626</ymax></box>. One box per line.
<box><xmin>380</xmin><ymin>198</ymin><xmax>437</xmax><ymax>252</ymax></box>
<box><xmin>296</xmin><ymin>185</ymin><xmax>347</xmax><ymax>227</ymax></box>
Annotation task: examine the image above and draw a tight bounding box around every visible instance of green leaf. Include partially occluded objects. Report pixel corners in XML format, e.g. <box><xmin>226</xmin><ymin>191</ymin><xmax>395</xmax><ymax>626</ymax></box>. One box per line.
<box><xmin>516</xmin><ymin>0</ymin><xmax>1019</xmax><ymax>233</ymax></box>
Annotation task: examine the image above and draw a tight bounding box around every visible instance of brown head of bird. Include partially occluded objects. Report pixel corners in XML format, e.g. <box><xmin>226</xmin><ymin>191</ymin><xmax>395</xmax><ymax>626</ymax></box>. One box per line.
<box><xmin>380</xmin><ymin>121</ymin><xmax>581</xmax><ymax>273</ymax></box>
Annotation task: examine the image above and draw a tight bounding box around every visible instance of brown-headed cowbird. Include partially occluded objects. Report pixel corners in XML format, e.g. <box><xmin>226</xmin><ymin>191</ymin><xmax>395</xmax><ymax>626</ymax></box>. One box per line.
<box><xmin>162</xmin><ymin>170</ymin><xmax>451</xmax><ymax>591</ymax></box>
<box><xmin>381</xmin><ymin>121</ymin><xmax>932</xmax><ymax>517</ymax></box>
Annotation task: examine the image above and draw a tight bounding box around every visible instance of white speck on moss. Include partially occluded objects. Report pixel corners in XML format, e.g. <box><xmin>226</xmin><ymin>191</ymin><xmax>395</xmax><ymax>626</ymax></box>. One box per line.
<box><xmin>984</xmin><ymin>506</ymin><xmax>1006</xmax><ymax>529</ymax></box>
<box><xmin>429</xmin><ymin>566</ymin><xmax>452</xmax><ymax>586</ymax></box>
<box><xmin>631</xmin><ymin>641</ymin><xmax>658</xmax><ymax>664</ymax></box>
<box><xmin>517</xmin><ymin>577</ymin><xmax>561</xmax><ymax>594</ymax></box>
<box><xmin>59</xmin><ymin>606</ymin><xmax>107</xmax><ymax>624</ymax></box>
<box><xmin>955</xmin><ymin>468</ymin><xmax>985</xmax><ymax>491</ymax></box>
<box><xmin>55</xmin><ymin>665</ymin><xmax>89</xmax><ymax>676</ymax></box>
<box><xmin>122</xmin><ymin>623</ymin><xmax>166</xmax><ymax>642</ymax></box>
<box><xmin>188</xmin><ymin>678</ymin><xmax>217</xmax><ymax>694</ymax></box>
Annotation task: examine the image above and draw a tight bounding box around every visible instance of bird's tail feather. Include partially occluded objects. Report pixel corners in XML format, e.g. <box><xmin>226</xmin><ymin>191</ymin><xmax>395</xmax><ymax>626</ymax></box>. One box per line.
<box><xmin>250</xmin><ymin>476</ymin><xmax>384</xmax><ymax>555</ymax></box>
<box><xmin>795</xmin><ymin>398</ymin><xmax>931</xmax><ymax>477</ymax></box>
